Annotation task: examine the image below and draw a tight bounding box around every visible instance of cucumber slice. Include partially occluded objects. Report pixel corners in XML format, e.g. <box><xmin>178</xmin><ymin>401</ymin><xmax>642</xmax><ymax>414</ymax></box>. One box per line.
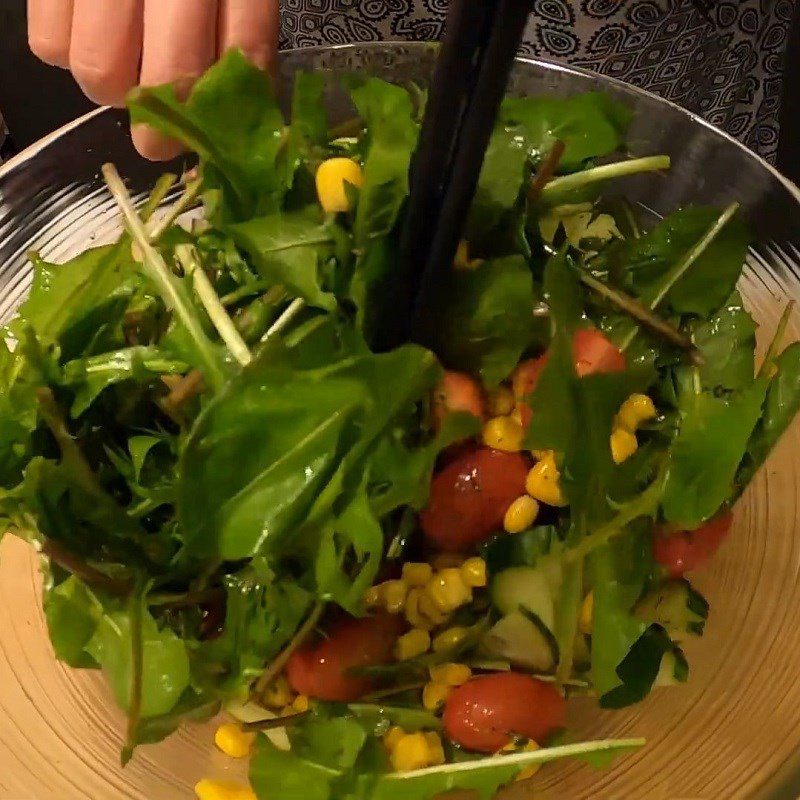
<box><xmin>654</xmin><ymin>646</ymin><xmax>689</xmax><ymax>687</ymax></box>
<box><xmin>480</xmin><ymin>610</ymin><xmax>559</xmax><ymax>672</ymax></box>
<box><xmin>492</xmin><ymin>567</ymin><xmax>556</xmax><ymax>631</ymax></box>
<box><xmin>634</xmin><ymin>580</ymin><xmax>709</xmax><ymax>641</ymax></box>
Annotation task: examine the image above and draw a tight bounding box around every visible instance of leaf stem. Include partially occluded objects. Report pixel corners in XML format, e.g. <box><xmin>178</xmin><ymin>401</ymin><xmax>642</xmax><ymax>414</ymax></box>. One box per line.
<box><xmin>759</xmin><ymin>300</ymin><xmax>795</xmax><ymax>378</ymax></box>
<box><xmin>140</xmin><ymin>173</ymin><xmax>177</xmax><ymax>223</ymax></box>
<box><xmin>147</xmin><ymin>177</ymin><xmax>203</xmax><ymax>242</ymax></box>
<box><xmin>147</xmin><ymin>587</ymin><xmax>224</xmax><ymax>607</ymax></box>
<box><xmin>260</xmin><ymin>297</ymin><xmax>306</xmax><ymax>343</ymax></box>
<box><xmin>254</xmin><ymin>601</ymin><xmax>325</xmax><ymax>696</ymax></box>
<box><xmin>540</xmin><ymin>156</ymin><xmax>671</xmax><ymax>202</ymax></box>
<box><xmin>175</xmin><ymin>245</ymin><xmax>252</xmax><ymax>366</ymax></box>
<box><xmin>527</xmin><ymin>140</ymin><xmax>566</xmax><ymax>204</ymax></box>
<box><xmin>102</xmin><ymin>163</ymin><xmax>226</xmax><ymax>392</ymax></box>
<box><xmin>41</xmin><ymin>539</ymin><xmax>132</xmax><ymax>595</ymax></box>
<box><xmin>241</xmin><ymin>711</ymin><xmax>310</xmax><ymax>733</ymax></box>
<box><xmin>361</xmin><ymin>682</ymin><xmax>426</xmax><ymax>702</ymax></box>
<box><xmin>122</xmin><ymin>589</ymin><xmax>144</xmax><ymax>765</ymax></box>
<box><xmin>578</xmin><ymin>271</ymin><xmax>703</xmax><ymax>365</ymax></box>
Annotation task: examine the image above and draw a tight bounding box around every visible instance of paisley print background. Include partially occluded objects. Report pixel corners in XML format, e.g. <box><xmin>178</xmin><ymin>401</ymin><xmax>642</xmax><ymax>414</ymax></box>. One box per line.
<box><xmin>280</xmin><ymin>0</ymin><xmax>795</xmax><ymax>163</ymax></box>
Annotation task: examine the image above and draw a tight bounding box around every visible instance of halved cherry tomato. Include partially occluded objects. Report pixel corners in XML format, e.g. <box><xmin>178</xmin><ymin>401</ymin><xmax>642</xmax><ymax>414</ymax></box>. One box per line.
<box><xmin>443</xmin><ymin>673</ymin><xmax>566</xmax><ymax>752</ymax></box>
<box><xmin>420</xmin><ymin>446</ymin><xmax>530</xmax><ymax>551</ymax></box>
<box><xmin>652</xmin><ymin>511</ymin><xmax>734</xmax><ymax>578</ymax></box>
<box><xmin>572</xmin><ymin>328</ymin><xmax>626</xmax><ymax>377</ymax></box>
<box><xmin>433</xmin><ymin>371</ymin><xmax>486</xmax><ymax>430</ymax></box>
<box><xmin>286</xmin><ymin>613</ymin><xmax>403</xmax><ymax>701</ymax></box>
<box><xmin>511</xmin><ymin>356</ymin><xmax>549</xmax><ymax>399</ymax></box>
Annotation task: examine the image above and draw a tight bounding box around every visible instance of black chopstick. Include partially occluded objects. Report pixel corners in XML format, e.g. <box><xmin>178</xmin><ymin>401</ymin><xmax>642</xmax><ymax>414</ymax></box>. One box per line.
<box><xmin>396</xmin><ymin>0</ymin><xmax>533</xmax><ymax>342</ymax></box>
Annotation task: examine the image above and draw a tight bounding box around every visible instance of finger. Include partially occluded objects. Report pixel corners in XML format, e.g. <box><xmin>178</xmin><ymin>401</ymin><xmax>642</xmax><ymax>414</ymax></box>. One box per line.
<box><xmin>28</xmin><ymin>0</ymin><xmax>74</xmax><ymax>68</ymax></box>
<box><xmin>133</xmin><ymin>0</ymin><xmax>219</xmax><ymax>161</ymax></box>
<box><xmin>69</xmin><ymin>0</ymin><xmax>143</xmax><ymax>107</ymax></box>
<box><xmin>218</xmin><ymin>0</ymin><xmax>280</xmax><ymax>71</ymax></box>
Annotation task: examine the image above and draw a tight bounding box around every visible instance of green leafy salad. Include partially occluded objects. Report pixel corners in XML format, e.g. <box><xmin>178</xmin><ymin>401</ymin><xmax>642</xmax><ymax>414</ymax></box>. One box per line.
<box><xmin>3</xmin><ymin>50</ymin><xmax>800</xmax><ymax>800</ymax></box>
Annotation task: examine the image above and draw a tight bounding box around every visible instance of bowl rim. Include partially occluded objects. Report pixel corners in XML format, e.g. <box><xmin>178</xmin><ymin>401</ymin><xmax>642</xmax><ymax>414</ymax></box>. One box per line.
<box><xmin>2</xmin><ymin>41</ymin><xmax>800</xmax><ymax>208</ymax></box>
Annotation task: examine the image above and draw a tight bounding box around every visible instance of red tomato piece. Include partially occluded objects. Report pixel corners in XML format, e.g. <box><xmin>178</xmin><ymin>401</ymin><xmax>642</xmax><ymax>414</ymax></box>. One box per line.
<box><xmin>572</xmin><ymin>328</ymin><xmax>626</xmax><ymax>377</ymax></box>
<box><xmin>443</xmin><ymin>673</ymin><xmax>566</xmax><ymax>752</ymax></box>
<box><xmin>420</xmin><ymin>447</ymin><xmax>530</xmax><ymax>551</ymax></box>
<box><xmin>514</xmin><ymin>402</ymin><xmax>533</xmax><ymax>430</ymax></box>
<box><xmin>433</xmin><ymin>371</ymin><xmax>486</xmax><ymax>430</ymax></box>
<box><xmin>652</xmin><ymin>511</ymin><xmax>734</xmax><ymax>578</ymax></box>
<box><xmin>286</xmin><ymin>613</ymin><xmax>402</xmax><ymax>701</ymax></box>
<box><xmin>511</xmin><ymin>356</ymin><xmax>549</xmax><ymax>399</ymax></box>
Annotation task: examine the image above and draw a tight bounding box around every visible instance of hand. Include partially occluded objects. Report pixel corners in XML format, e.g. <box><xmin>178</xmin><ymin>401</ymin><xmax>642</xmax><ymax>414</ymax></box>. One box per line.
<box><xmin>27</xmin><ymin>0</ymin><xmax>279</xmax><ymax>160</ymax></box>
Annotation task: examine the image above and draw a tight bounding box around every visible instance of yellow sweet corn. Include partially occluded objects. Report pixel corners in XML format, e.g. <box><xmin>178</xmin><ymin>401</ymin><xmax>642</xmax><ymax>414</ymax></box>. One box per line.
<box><xmin>432</xmin><ymin>626</ymin><xmax>469</xmax><ymax>653</ymax></box>
<box><xmin>424</xmin><ymin>731</ymin><xmax>446</xmax><ymax>765</ymax></box>
<box><xmin>503</xmin><ymin>495</ymin><xmax>540</xmax><ymax>534</ymax></box>
<box><xmin>422</xmin><ymin>681</ymin><xmax>452</xmax><ymax>712</ymax></box>
<box><xmin>610</xmin><ymin>427</ymin><xmax>638</xmax><ymax>464</ymax></box>
<box><xmin>418</xmin><ymin>592</ymin><xmax>450</xmax><ymax>627</ymax></box>
<box><xmin>382</xmin><ymin>579</ymin><xmax>408</xmax><ymax>614</ymax></box>
<box><xmin>315</xmin><ymin>158</ymin><xmax>364</xmax><ymax>213</ymax></box>
<box><xmin>262</xmin><ymin>674</ymin><xmax>294</xmax><ymax>709</ymax></box>
<box><xmin>292</xmin><ymin>695</ymin><xmax>310</xmax><ymax>713</ymax></box>
<box><xmin>405</xmin><ymin>587</ymin><xmax>434</xmax><ymax>631</ymax></box>
<box><xmin>482</xmin><ymin>415</ymin><xmax>524</xmax><ymax>452</ymax></box>
<box><xmin>488</xmin><ymin>385</ymin><xmax>515</xmax><ymax>416</ymax></box>
<box><xmin>391</xmin><ymin>732</ymin><xmax>432</xmax><ymax>772</ymax></box>
<box><xmin>214</xmin><ymin>723</ymin><xmax>255</xmax><ymax>759</ymax></box>
<box><xmin>402</xmin><ymin>562</ymin><xmax>433</xmax><ymax>587</ymax></box>
<box><xmin>363</xmin><ymin>584</ymin><xmax>382</xmax><ymax>608</ymax></box>
<box><xmin>453</xmin><ymin>239</ymin><xmax>483</xmax><ymax>271</ymax></box>
<box><xmin>425</xmin><ymin>568</ymin><xmax>472</xmax><ymax>614</ymax></box>
<box><xmin>579</xmin><ymin>591</ymin><xmax>594</xmax><ymax>636</ymax></box>
<box><xmin>460</xmin><ymin>556</ymin><xmax>488</xmax><ymax>588</ymax></box>
<box><xmin>616</xmin><ymin>393</ymin><xmax>657</xmax><ymax>432</ymax></box>
<box><xmin>194</xmin><ymin>778</ymin><xmax>257</xmax><ymax>800</ymax></box>
<box><xmin>515</xmin><ymin>741</ymin><xmax>542</xmax><ymax>782</ymax></box>
<box><xmin>395</xmin><ymin>628</ymin><xmax>431</xmax><ymax>661</ymax></box>
<box><xmin>525</xmin><ymin>453</ymin><xmax>567</xmax><ymax>507</ymax></box>
<box><xmin>383</xmin><ymin>725</ymin><xmax>405</xmax><ymax>752</ymax></box>
<box><xmin>429</xmin><ymin>662</ymin><xmax>472</xmax><ymax>686</ymax></box>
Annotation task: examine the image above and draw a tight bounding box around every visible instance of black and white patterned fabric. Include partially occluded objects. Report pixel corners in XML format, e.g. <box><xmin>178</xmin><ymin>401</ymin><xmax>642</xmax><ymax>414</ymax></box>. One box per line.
<box><xmin>280</xmin><ymin>0</ymin><xmax>795</xmax><ymax>163</ymax></box>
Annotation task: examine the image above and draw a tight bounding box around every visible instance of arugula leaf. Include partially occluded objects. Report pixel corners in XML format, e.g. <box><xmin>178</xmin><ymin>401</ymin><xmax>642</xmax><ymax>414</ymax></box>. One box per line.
<box><xmin>229</xmin><ymin>207</ymin><xmax>347</xmax><ymax>310</ymax></box>
<box><xmin>415</xmin><ymin>255</ymin><xmax>536</xmax><ymax>386</ymax></box>
<box><xmin>85</xmin><ymin>601</ymin><xmax>190</xmax><ymax>718</ymax></box>
<box><xmin>291</xmin><ymin>71</ymin><xmax>328</xmax><ymax>149</ymax></box>
<box><xmin>127</xmin><ymin>690</ymin><xmax>220</xmax><ymax>747</ymax></box>
<box><xmin>663</xmin><ymin>377</ymin><xmax>769</xmax><ymax>528</ymax></box>
<box><xmin>611</xmin><ymin>206</ymin><xmax>750</xmax><ymax>317</ymax></box>
<box><xmin>44</xmin><ymin>576</ymin><xmax>101</xmax><ymax>668</ymax></box>
<box><xmin>251</xmin><ymin>734</ymin><xmax>339</xmax><ymax>800</ymax></box>
<box><xmin>128</xmin><ymin>49</ymin><xmax>291</xmax><ymax>221</ymax></box>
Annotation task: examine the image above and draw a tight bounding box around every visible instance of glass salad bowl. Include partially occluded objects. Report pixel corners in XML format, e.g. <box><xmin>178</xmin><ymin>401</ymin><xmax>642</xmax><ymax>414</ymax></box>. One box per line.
<box><xmin>2</xmin><ymin>42</ymin><xmax>800</xmax><ymax>800</ymax></box>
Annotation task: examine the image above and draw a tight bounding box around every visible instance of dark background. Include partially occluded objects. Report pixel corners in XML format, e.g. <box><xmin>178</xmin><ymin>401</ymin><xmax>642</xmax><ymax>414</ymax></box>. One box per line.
<box><xmin>1</xmin><ymin>0</ymin><xmax>799</xmax><ymax>182</ymax></box>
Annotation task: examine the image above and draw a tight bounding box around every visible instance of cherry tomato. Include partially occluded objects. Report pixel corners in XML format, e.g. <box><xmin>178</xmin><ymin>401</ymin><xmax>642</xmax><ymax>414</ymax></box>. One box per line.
<box><xmin>286</xmin><ymin>613</ymin><xmax>402</xmax><ymax>701</ymax></box>
<box><xmin>433</xmin><ymin>371</ymin><xmax>486</xmax><ymax>430</ymax></box>
<box><xmin>420</xmin><ymin>447</ymin><xmax>530</xmax><ymax>551</ymax></box>
<box><xmin>572</xmin><ymin>328</ymin><xmax>626</xmax><ymax>377</ymax></box>
<box><xmin>443</xmin><ymin>673</ymin><xmax>566</xmax><ymax>752</ymax></box>
<box><xmin>511</xmin><ymin>356</ymin><xmax>549</xmax><ymax>399</ymax></box>
<box><xmin>652</xmin><ymin>511</ymin><xmax>734</xmax><ymax>578</ymax></box>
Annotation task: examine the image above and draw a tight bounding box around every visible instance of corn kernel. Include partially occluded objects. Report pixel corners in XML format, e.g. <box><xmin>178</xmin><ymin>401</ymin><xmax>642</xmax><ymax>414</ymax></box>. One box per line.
<box><xmin>525</xmin><ymin>453</ymin><xmax>567</xmax><ymax>507</ymax></box>
<box><xmin>610</xmin><ymin>427</ymin><xmax>638</xmax><ymax>464</ymax></box>
<box><xmin>616</xmin><ymin>393</ymin><xmax>657</xmax><ymax>432</ymax></box>
<box><xmin>429</xmin><ymin>662</ymin><xmax>472</xmax><ymax>686</ymax></box>
<box><xmin>426</xmin><ymin>568</ymin><xmax>472</xmax><ymax>614</ymax></box>
<box><xmin>383</xmin><ymin>725</ymin><xmax>405</xmax><ymax>752</ymax></box>
<box><xmin>432</xmin><ymin>626</ymin><xmax>469</xmax><ymax>653</ymax></box>
<box><xmin>422</xmin><ymin>681</ymin><xmax>452</xmax><ymax>712</ymax></box>
<box><xmin>503</xmin><ymin>495</ymin><xmax>540</xmax><ymax>534</ymax></box>
<box><xmin>195</xmin><ymin>778</ymin><xmax>257</xmax><ymax>800</ymax></box>
<box><xmin>402</xmin><ymin>562</ymin><xmax>433</xmax><ymax>587</ymax></box>
<box><xmin>425</xmin><ymin>731</ymin><xmax>446</xmax><ymax>765</ymax></box>
<box><xmin>315</xmin><ymin>158</ymin><xmax>363</xmax><ymax>213</ymax></box>
<box><xmin>418</xmin><ymin>592</ymin><xmax>450</xmax><ymax>627</ymax></box>
<box><xmin>395</xmin><ymin>628</ymin><xmax>431</xmax><ymax>661</ymax></box>
<box><xmin>292</xmin><ymin>694</ymin><xmax>310</xmax><ymax>713</ymax></box>
<box><xmin>214</xmin><ymin>723</ymin><xmax>256</xmax><ymax>759</ymax></box>
<box><xmin>515</xmin><ymin>741</ymin><xmax>542</xmax><ymax>782</ymax></box>
<box><xmin>488</xmin><ymin>385</ymin><xmax>515</xmax><ymax>416</ymax></box>
<box><xmin>453</xmin><ymin>239</ymin><xmax>483</xmax><ymax>271</ymax></box>
<box><xmin>579</xmin><ymin>591</ymin><xmax>594</xmax><ymax>636</ymax></box>
<box><xmin>363</xmin><ymin>584</ymin><xmax>383</xmax><ymax>608</ymax></box>
<box><xmin>460</xmin><ymin>556</ymin><xmax>488</xmax><ymax>588</ymax></box>
<box><xmin>382</xmin><ymin>579</ymin><xmax>408</xmax><ymax>614</ymax></box>
<box><xmin>431</xmin><ymin>553</ymin><xmax>464</xmax><ymax>570</ymax></box>
<box><xmin>483</xmin><ymin>415</ymin><xmax>525</xmax><ymax>452</ymax></box>
<box><xmin>405</xmin><ymin>587</ymin><xmax>434</xmax><ymax>631</ymax></box>
<box><xmin>262</xmin><ymin>674</ymin><xmax>294</xmax><ymax>709</ymax></box>
<box><xmin>391</xmin><ymin>732</ymin><xmax>431</xmax><ymax>772</ymax></box>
